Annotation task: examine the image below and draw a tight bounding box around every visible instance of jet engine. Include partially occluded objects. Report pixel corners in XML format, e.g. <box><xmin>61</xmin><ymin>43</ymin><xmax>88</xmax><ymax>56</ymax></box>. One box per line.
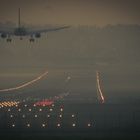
<box><xmin>1</xmin><ymin>33</ymin><xmax>7</xmax><ymax>38</ymax></box>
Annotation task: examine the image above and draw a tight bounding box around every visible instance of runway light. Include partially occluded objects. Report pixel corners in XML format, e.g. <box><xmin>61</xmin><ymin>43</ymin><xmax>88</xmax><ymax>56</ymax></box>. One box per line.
<box><xmin>72</xmin><ymin>114</ymin><xmax>75</xmax><ymax>118</ymax></box>
<box><xmin>8</xmin><ymin>108</ymin><xmax>11</xmax><ymax>112</ymax></box>
<box><xmin>12</xmin><ymin>124</ymin><xmax>15</xmax><ymax>127</ymax></box>
<box><xmin>57</xmin><ymin>123</ymin><xmax>61</xmax><ymax>127</ymax></box>
<box><xmin>60</xmin><ymin>108</ymin><xmax>63</xmax><ymax>112</ymax></box>
<box><xmin>29</xmin><ymin>108</ymin><xmax>32</xmax><ymax>112</ymax></box>
<box><xmin>42</xmin><ymin>124</ymin><xmax>46</xmax><ymax>127</ymax></box>
<box><xmin>47</xmin><ymin>114</ymin><xmax>50</xmax><ymax>118</ymax></box>
<box><xmin>49</xmin><ymin>108</ymin><xmax>53</xmax><ymax>112</ymax></box>
<box><xmin>35</xmin><ymin>114</ymin><xmax>38</xmax><ymax>118</ymax></box>
<box><xmin>72</xmin><ymin>123</ymin><xmax>76</xmax><ymax>127</ymax></box>
<box><xmin>18</xmin><ymin>108</ymin><xmax>21</xmax><ymax>112</ymax></box>
<box><xmin>22</xmin><ymin>114</ymin><xmax>25</xmax><ymax>118</ymax></box>
<box><xmin>52</xmin><ymin>104</ymin><xmax>54</xmax><ymax>107</ymax></box>
<box><xmin>59</xmin><ymin>114</ymin><xmax>62</xmax><ymax>118</ymax></box>
<box><xmin>39</xmin><ymin>108</ymin><xmax>42</xmax><ymax>112</ymax></box>
<box><xmin>88</xmin><ymin>123</ymin><xmax>91</xmax><ymax>127</ymax></box>
<box><xmin>10</xmin><ymin>115</ymin><xmax>13</xmax><ymax>118</ymax></box>
<box><xmin>24</xmin><ymin>104</ymin><xmax>27</xmax><ymax>107</ymax></box>
<box><xmin>27</xmin><ymin>123</ymin><xmax>30</xmax><ymax>127</ymax></box>
<box><xmin>33</xmin><ymin>104</ymin><xmax>36</xmax><ymax>107</ymax></box>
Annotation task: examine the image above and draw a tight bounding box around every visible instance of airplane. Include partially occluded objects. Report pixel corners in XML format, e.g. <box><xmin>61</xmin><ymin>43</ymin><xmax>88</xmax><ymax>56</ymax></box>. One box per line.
<box><xmin>0</xmin><ymin>8</ymin><xmax>70</xmax><ymax>42</ymax></box>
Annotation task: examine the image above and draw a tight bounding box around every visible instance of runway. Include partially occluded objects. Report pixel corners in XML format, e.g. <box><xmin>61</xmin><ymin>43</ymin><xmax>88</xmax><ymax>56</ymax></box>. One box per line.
<box><xmin>0</xmin><ymin>100</ymin><xmax>139</xmax><ymax>140</ymax></box>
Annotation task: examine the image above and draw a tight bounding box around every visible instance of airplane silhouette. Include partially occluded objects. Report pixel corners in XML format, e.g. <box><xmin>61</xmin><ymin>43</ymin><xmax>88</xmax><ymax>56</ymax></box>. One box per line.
<box><xmin>0</xmin><ymin>8</ymin><xmax>70</xmax><ymax>42</ymax></box>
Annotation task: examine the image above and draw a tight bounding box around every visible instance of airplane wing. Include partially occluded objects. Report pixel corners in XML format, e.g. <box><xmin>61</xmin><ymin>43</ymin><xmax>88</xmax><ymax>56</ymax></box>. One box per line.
<box><xmin>0</xmin><ymin>29</ymin><xmax>14</xmax><ymax>35</ymax></box>
<box><xmin>0</xmin><ymin>26</ymin><xmax>70</xmax><ymax>42</ymax></box>
<box><xmin>27</xmin><ymin>26</ymin><xmax>70</xmax><ymax>35</ymax></box>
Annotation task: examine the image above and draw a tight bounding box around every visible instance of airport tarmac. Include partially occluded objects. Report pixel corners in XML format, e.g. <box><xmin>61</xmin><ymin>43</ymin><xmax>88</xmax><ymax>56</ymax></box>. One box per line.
<box><xmin>0</xmin><ymin>100</ymin><xmax>140</xmax><ymax>140</ymax></box>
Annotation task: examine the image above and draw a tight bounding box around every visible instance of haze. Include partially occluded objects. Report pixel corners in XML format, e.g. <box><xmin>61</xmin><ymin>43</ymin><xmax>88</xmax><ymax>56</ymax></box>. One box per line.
<box><xmin>0</xmin><ymin>0</ymin><xmax>140</xmax><ymax>104</ymax></box>
<box><xmin>0</xmin><ymin>0</ymin><xmax>140</xmax><ymax>26</ymax></box>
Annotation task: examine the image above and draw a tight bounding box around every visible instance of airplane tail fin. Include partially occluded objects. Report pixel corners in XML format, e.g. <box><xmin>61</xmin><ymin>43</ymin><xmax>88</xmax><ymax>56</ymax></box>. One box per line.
<box><xmin>18</xmin><ymin>8</ymin><xmax>21</xmax><ymax>28</ymax></box>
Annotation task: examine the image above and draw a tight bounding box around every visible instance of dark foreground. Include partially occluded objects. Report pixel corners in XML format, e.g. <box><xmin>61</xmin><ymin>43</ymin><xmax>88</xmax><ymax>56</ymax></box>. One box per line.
<box><xmin>0</xmin><ymin>101</ymin><xmax>140</xmax><ymax>140</ymax></box>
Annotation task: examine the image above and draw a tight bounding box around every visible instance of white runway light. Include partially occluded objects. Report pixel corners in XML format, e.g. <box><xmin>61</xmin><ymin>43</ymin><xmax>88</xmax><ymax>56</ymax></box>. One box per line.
<box><xmin>87</xmin><ymin>123</ymin><xmax>91</xmax><ymax>127</ymax></box>
<box><xmin>57</xmin><ymin>123</ymin><xmax>61</xmax><ymax>127</ymax></box>
<box><xmin>72</xmin><ymin>114</ymin><xmax>75</xmax><ymax>118</ymax></box>
<box><xmin>12</xmin><ymin>124</ymin><xmax>15</xmax><ymax>127</ymax></box>
<box><xmin>27</xmin><ymin>123</ymin><xmax>30</xmax><ymax>127</ymax></box>
<box><xmin>42</xmin><ymin>124</ymin><xmax>45</xmax><ymax>127</ymax></box>
<box><xmin>72</xmin><ymin>123</ymin><xmax>76</xmax><ymax>127</ymax></box>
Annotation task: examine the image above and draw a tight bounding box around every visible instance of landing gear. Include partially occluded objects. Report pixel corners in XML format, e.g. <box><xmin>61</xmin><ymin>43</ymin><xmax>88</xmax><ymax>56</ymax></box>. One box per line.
<box><xmin>29</xmin><ymin>38</ymin><xmax>35</xmax><ymax>42</ymax></box>
<box><xmin>6</xmin><ymin>35</ymin><xmax>12</xmax><ymax>42</ymax></box>
<box><xmin>29</xmin><ymin>35</ymin><xmax>35</xmax><ymax>42</ymax></box>
<box><xmin>6</xmin><ymin>38</ymin><xmax>12</xmax><ymax>42</ymax></box>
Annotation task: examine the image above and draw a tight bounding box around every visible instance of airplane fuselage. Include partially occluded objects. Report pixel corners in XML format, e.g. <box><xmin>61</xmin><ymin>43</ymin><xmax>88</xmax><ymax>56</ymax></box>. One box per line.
<box><xmin>14</xmin><ymin>27</ymin><xmax>27</xmax><ymax>36</ymax></box>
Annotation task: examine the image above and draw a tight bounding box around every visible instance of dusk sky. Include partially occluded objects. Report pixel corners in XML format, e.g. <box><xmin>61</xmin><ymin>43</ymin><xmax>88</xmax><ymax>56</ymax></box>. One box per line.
<box><xmin>0</xmin><ymin>0</ymin><xmax>140</xmax><ymax>26</ymax></box>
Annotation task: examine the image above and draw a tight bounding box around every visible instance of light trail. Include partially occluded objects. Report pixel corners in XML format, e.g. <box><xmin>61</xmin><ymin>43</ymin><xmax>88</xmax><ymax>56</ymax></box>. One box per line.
<box><xmin>33</xmin><ymin>92</ymin><xmax>69</xmax><ymax>107</ymax></box>
<box><xmin>34</xmin><ymin>99</ymin><xmax>54</xmax><ymax>107</ymax></box>
<box><xmin>0</xmin><ymin>70</ymin><xmax>48</xmax><ymax>92</ymax></box>
<box><xmin>96</xmin><ymin>71</ymin><xmax>105</xmax><ymax>104</ymax></box>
